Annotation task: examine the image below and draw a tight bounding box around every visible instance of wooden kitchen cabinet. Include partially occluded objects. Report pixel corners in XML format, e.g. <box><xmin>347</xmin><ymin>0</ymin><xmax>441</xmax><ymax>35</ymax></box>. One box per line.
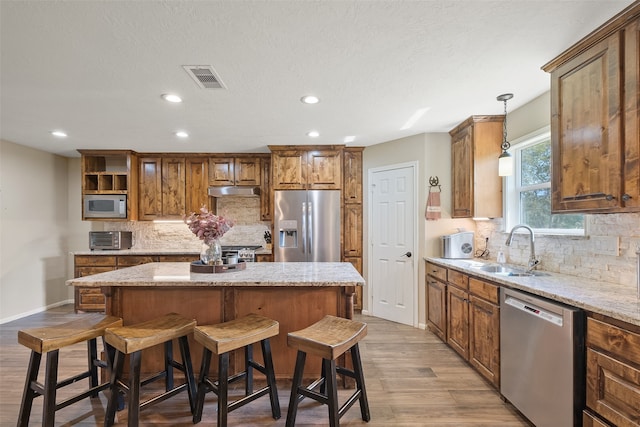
<box><xmin>260</xmin><ymin>156</ymin><xmax>272</xmax><ymax>221</ymax></box>
<box><xmin>468</xmin><ymin>277</ymin><xmax>500</xmax><ymax>388</ymax></box>
<box><xmin>343</xmin><ymin>148</ymin><xmax>363</xmax><ymax>204</ymax></box>
<box><xmin>185</xmin><ymin>157</ymin><xmax>210</xmax><ymax>215</ymax></box>
<box><xmin>342</xmin><ymin>147</ymin><xmax>364</xmax><ymax>310</ymax></box>
<box><xmin>440</xmin><ymin>266</ymin><xmax>501</xmax><ymax>388</ymax></box>
<box><xmin>209</xmin><ymin>156</ymin><xmax>261</xmax><ymax>186</ymax></box>
<box><xmin>269</xmin><ymin>145</ymin><xmax>343</xmax><ymax>190</ymax></box>
<box><xmin>78</xmin><ymin>150</ymin><xmax>139</xmax><ymax>220</ymax></box>
<box><xmin>543</xmin><ymin>3</ymin><xmax>640</xmax><ymax>213</ymax></box>
<box><xmin>426</xmin><ymin>262</ymin><xmax>447</xmax><ymax>342</ymax></box>
<box><xmin>139</xmin><ymin>155</ymin><xmax>210</xmax><ymax>219</ymax></box>
<box><xmin>584</xmin><ymin>315</ymin><xmax>640</xmax><ymax>427</ymax></box>
<box><xmin>447</xmin><ymin>283</ymin><xmax>470</xmax><ymax>360</ymax></box>
<box><xmin>73</xmin><ymin>253</ymin><xmax>199</xmax><ymax>312</ymax></box>
<box><xmin>449</xmin><ymin>116</ymin><xmax>504</xmax><ymax>218</ymax></box>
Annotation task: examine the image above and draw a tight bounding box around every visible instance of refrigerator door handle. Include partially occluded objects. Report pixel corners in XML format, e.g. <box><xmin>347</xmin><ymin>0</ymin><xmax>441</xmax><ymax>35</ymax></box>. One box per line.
<box><xmin>301</xmin><ymin>202</ymin><xmax>307</xmax><ymax>254</ymax></box>
<box><xmin>308</xmin><ymin>202</ymin><xmax>313</xmax><ymax>255</ymax></box>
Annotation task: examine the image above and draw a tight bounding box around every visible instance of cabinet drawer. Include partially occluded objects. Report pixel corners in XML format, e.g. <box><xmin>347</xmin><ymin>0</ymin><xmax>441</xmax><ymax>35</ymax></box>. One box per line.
<box><xmin>75</xmin><ymin>255</ymin><xmax>116</xmax><ymax>267</ymax></box>
<box><xmin>426</xmin><ymin>262</ymin><xmax>447</xmax><ymax>282</ymax></box>
<box><xmin>586</xmin><ymin>347</ymin><xmax>640</xmax><ymax>427</ymax></box>
<box><xmin>78</xmin><ymin>288</ymin><xmax>105</xmax><ymax>305</ymax></box>
<box><xmin>448</xmin><ymin>269</ymin><xmax>469</xmax><ymax>290</ymax></box>
<box><xmin>583</xmin><ymin>411</ymin><xmax>613</xmax><ymax>427</ymax></box>
<box><xmin>469</xmin><ymin>277</ymin><xmax>499</xmax><ymax>304</ymax></box>
<box><xmin>117</xmin><ymin>255</ymin><xmax>157</xmax><ymax>267</ymax></box>
<box><xmin>587</xmin><ymin>317</ymin><xmax>640</xmax><ymax>366</ymax></box>
<box><xmin>75</xmin><ymin>266</ymin><xmax>115</xmax><ymax>277</ymax></box>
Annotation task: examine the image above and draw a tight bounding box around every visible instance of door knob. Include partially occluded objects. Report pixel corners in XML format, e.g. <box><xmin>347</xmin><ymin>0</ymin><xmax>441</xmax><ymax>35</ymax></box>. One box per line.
<box><xmin>401</xmin><ymin>251</ymin><xmax>412</xmax><ymax>258</ymax></box>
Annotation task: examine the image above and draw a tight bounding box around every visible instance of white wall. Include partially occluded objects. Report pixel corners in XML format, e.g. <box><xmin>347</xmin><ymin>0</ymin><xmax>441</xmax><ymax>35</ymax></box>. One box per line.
<box><xmin>363</xmin><ymin>133</ymin><xmax>474</xmax><ymax>327</ymax></box>
<box><xmin>0</xmin><ymin>140</ymin><xmax>91</xmax><ymax>323</ymax></box>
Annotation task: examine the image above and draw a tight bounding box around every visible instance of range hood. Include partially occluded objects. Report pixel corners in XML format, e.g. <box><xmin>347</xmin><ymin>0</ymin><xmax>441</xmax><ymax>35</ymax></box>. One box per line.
<box><xmin>208</xmin><ymin>186</ymin><xmax>261</xmax><ymax>197</ymax></box>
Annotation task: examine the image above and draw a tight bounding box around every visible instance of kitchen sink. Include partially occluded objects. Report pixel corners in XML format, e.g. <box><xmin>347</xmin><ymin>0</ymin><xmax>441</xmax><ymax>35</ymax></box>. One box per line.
<box><xmin>472</xmin><ymin>264</ymin><xmax>550</xmax><ymax>277</ymax></box>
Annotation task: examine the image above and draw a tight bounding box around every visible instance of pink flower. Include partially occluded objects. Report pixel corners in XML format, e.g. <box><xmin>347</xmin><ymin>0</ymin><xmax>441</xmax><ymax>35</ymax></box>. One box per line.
<box><xmin>184</xmin><ymin>206</ymin><xmax>234</xmax><ymax>245</ymax></box>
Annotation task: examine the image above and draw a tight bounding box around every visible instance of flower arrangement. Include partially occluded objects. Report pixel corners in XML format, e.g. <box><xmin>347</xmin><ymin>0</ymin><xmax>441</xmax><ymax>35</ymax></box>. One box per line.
<box><xmin>185</xmin><ymin>206</ymin><xmax>234</xmax><ymax>245</ymax></box>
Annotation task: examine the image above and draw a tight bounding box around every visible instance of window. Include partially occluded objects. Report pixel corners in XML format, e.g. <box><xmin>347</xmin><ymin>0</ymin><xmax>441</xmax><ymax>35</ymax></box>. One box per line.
<box><xmin>505</xmin><ymin>127</ymin><xmax>584</xmax><ymax>235</ymax></box>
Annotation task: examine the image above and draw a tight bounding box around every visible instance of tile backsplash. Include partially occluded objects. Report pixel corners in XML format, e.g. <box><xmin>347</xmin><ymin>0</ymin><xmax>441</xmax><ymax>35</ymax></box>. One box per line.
<box><xmin>475</xmin><ymin>213</ymin><xmax>640</xmax><ymax>286</ymax></box>
<box><xmin>103</xmin><ymin>197</ymin><xmax>270</xmax><ymax>251</ymax></box>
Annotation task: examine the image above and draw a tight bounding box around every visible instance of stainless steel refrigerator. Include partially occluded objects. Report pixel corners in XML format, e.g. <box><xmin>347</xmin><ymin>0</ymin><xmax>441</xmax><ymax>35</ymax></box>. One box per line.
<box><xmin>274</xmin><ymin>190</ymin><xmax>341</xmax><ymax>262</ymax></box>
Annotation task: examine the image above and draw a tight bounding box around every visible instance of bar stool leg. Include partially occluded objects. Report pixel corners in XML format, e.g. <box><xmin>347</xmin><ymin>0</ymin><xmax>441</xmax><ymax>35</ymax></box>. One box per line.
<box><xmin>261</xmin><ymin>338</ymin><xmax>281</xmax><ymax>419</ymax></box>
<box><xmin>43</xmin><ymin>350</ymin><xmax>60</xmax><ymax>427</ymax></box>
<box><xmin>351</xmin><ymin>344</ymin><xmax>370</xmax><ymax>421</ymax></box>
<box><xmin>324</xmin><ymin>358</ymin><xmax>339</xmax><ymax>427</ymax></box>
<box><xmin>177</xmin><ymin>336</ymin><xmax>197</xmax><ymax>414</ymax></box>
<box><xmin>193</xmin><ymin>348</ymin><xmax>212</xmax><ymax>424</ymax></box>
<box><xmin>104</xmin><ymin>350</ymin><xmax>124</xmax><ymax>427</ymax></box>
<box><xmin>88</xmin><ymin>338</ymin><xmax>99</xmax><ymax>397</ymax></box>
<box><xmin>217</xmin><ymin>352</ymin><xmax>230</xmax><ymax>427</ymax></box>
<box><xmin>18</xmin><ymin>351</ymin><xmax>42</xmax><ymax>427</ymax></box>
<box><xmin>128</xmin><ymin>350</ymin><xmax>142</xmax><ymax>427</ymax></box>
<box><xmin>164</xmin><ymin>341</ymin><xmax>173</xmax><ymax>391</ymax></box>
<box><xmin>285</xmin><ymin>350</ymin><xmax>307</xmax><ymax>427</ymax></box>
<box><xmin>245</xmin><ymin>344</ymin><xmax>254</xmax><ymax>395</ymax></box>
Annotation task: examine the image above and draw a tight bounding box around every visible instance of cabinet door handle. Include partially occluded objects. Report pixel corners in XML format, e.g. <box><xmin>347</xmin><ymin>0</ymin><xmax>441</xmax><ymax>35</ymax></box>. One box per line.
<box><xmin>622</xmin><ymin>193</ymin><xmax>632</xmax><ymax>202</ymax></box>
<box><xmin>605</xmin><ymin>194</ymin><xmax>615</xmax><ymax>201</ymax></box>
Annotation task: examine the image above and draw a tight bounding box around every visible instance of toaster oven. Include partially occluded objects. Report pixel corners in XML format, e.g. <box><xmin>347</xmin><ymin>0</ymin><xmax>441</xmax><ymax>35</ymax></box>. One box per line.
<box><xmin>89</xmin><ymin>231</ymin><xmax>133</xmax><ymax>250</ymax></box>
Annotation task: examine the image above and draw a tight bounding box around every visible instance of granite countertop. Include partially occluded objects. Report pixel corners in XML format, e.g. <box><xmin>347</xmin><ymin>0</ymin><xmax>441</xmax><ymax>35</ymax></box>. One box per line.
<box><xmin>73</xmin><ymin>247</ymin><xmax>272</xmax><ymax>256</ymax></box>
<box><xmin>426</xmin><ymin>257</ymin><xmax>640</xmax><ymax>327</ymax></box>
<box><xmin>66</xmin><ymin>262</ymin><xmax>365</xmax><ymax>288</ymax></box>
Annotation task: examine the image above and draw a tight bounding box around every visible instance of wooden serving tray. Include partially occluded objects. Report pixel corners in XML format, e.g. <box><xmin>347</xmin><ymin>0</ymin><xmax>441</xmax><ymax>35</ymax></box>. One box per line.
<box><xmin>190</xmin><ymin>260</ymin><xmax>247</xmax><ymax>274</ymax></box>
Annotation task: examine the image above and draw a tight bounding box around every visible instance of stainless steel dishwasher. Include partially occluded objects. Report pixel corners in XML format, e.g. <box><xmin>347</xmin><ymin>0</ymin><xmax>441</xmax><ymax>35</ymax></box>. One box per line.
<box><xmin>500</xmin><ymin>288</ymin><xmax>585</xmax><ymax>427</ymax></box>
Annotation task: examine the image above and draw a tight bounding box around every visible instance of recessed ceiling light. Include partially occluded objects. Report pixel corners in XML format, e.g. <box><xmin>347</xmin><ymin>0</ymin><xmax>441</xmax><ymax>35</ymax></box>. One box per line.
<box><xmin>162</xmin><ymin>94</ymin><xmax>183</xmax><ymax>103</ymax></box>
<box><xmin>50</xmin><ymin>130</ymin><xmax>67</xmax><ymax>138</ymax></box>
<box><xmin>344</xmin><ymin>136</ymin><xmax>355</xmax><ymax>143</ymax></box>
<box><xmin>301</xmin><ymin>95</ymin><xmax>320</xmax><ymax>104</ymax></box>
<box><xmin>175</xmin><ymin>131</ymin><xmax>189</xmax><ymax>138</ymax></box>
<box><xmin>307</xmin><ymin>130</ymin><xmax>320</xmax><ymax>138</ymax></box>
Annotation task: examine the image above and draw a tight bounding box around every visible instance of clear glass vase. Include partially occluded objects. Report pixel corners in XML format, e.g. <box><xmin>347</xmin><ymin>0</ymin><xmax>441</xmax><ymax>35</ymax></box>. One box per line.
<box><xmin>200</xmin><ymin>238</ymin><xmax>222</xmax><ymax>266</ymax></box>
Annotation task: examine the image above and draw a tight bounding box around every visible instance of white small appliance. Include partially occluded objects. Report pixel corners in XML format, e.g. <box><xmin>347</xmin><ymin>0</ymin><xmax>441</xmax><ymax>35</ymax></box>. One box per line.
<box><xmin>440</xmin><ymin>231</ymin><xmax>474</xmax><ymax>259</ymax></box>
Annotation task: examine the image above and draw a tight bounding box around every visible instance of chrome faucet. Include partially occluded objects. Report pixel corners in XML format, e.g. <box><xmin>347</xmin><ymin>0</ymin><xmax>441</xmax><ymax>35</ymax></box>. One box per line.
<box><xmin>505</xmin><ymin>224</ymin><xmax>539</xmax><ymax>271</ymax></box>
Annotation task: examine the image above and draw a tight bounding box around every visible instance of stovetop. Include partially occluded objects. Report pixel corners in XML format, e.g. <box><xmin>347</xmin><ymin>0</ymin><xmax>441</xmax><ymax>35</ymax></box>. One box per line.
<box><xmin>222</xmin><ymin>245</ymin><xmax>262</xmax><ymax>251</ymax></box>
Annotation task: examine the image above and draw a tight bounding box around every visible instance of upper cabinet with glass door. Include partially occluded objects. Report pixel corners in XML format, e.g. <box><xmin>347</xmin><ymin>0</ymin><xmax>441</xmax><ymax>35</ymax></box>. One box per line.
<box><xmin>542</xmin><ymin>3</ymin><xmax>640</xmax><ymax>213</ymax></box>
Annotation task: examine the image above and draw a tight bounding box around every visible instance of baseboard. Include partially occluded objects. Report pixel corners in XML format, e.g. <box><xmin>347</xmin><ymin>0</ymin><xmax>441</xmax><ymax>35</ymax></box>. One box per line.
<box><xmin>418</xmin><ymin>322</ymin><xmax>426</xmax><ymax>330</ymax></box>
<box><xmin>0</xmin><ymin>299</ymin><xmax>74</xmax><ymax>325</ymax></box>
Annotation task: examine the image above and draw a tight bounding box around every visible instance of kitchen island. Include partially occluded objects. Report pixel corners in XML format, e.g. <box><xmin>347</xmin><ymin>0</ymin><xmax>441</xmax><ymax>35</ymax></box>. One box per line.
<box><xmin>66</xmin><ymin>262</ymin><xmax>364</xmax><ymax>378</ymax></box>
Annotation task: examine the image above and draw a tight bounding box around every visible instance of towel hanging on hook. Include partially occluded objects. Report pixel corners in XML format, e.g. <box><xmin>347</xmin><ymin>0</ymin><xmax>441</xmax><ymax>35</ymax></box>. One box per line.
<box><xmin>426</xmin><ymin>176</ymin><xmax>441</xmax><ymax>220</ymax></box>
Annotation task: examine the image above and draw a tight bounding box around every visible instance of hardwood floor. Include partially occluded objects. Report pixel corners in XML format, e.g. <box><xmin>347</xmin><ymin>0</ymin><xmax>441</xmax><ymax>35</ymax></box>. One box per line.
<box><xmin>0</xmin><ymin>305</ymin><xmax>530</xmax><ymax>426</ymax></box>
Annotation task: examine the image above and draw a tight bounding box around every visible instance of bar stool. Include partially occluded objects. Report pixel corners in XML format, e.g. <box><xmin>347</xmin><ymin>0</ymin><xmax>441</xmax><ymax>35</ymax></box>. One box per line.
<box><xmin>286</xmin><ymin>315</ymin><xmax>370</xmax><ymax>427</ymax></box>
<box><xmin>103</xmin><ymin>312</ymin><xmax>197</xmax><ymax>427</ymax></box>
<box><xmin>17</xmin><ymin>313</ymin><xmax>123</xmax><ymax>427</ymax></box>
<box><xmin>192</xmin><ymin>313</ymin><xmax>280</xmax><ymax>427</ymax></box>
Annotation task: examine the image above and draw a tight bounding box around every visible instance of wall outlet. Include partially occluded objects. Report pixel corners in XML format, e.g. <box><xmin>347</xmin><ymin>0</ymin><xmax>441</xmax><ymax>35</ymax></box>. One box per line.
<box><xmin>591</xmin><ymin>235</ymin><xmax>620</xmax><ymax>256</ymax></box>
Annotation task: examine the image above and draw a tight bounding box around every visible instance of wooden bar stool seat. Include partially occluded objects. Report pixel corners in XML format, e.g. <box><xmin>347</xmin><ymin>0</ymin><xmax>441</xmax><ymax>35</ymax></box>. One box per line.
<box><xmin>17</xmin><ymin>313</ymin><xmax>123</xmax><ymax>427</ymax></box>
<box><xmin>286</xmin><ymin>315</ymin><xmax>370</xmax><ymax>427</ymax></box>
<box><xmin>103</xmin><ymin>312</ymin><xmax>197</xmax><ymax>427</ymax></box>
<box><xmin>192</xmin><ymin>313</ymin><xmax>280</xmax><ymax>427</ymax></box>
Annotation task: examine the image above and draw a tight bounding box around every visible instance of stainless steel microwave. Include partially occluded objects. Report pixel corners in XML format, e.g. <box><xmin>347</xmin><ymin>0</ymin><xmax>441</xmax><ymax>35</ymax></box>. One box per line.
<box><xmin>83</xmin><ymin>194</ymin><xmax>127</xmax><ymax>219</ymax></box>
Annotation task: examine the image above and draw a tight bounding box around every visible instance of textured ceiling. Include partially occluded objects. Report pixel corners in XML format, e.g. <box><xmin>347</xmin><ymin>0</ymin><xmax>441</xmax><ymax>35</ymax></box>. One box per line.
<box><xmin>0</xmin><ymin>0</ymin><xmax>634</xmax><ymax>158</ymax></box>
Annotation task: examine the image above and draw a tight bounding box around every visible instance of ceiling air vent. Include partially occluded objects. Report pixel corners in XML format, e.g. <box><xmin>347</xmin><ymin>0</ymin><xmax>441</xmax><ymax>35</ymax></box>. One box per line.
<box><xmin>182</xmin><ymin>65</ymin><xmax>226</xmax><ymax>89</ymax></box>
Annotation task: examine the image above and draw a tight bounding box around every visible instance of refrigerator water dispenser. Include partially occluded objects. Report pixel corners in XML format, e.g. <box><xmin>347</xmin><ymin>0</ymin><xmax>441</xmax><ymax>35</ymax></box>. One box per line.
<box><xmin>279</xmin><ymin>220</ymin><xmax>298</xmax><ymax>248</ymax></box>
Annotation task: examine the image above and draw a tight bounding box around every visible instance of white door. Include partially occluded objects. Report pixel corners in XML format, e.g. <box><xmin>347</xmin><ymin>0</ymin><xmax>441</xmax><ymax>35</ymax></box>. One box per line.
<box><xmin>369</xmin><ymin>163</ymin><xmax>417</xmax><ymax>326</ymax></box>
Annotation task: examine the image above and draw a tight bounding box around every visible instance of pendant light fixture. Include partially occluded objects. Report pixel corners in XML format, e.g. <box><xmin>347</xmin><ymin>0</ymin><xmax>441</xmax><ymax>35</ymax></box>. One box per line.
<box><xmin>497</xmin><ymin>93</ymin><xmax>514</xmax><ymax>176</ymax></box>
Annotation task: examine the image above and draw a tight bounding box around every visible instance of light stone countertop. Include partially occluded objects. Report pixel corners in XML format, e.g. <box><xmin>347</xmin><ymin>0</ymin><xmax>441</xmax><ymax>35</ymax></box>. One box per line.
<box><xmin>426</xmin><ymin>257</ymin><xmax>640</xmax><ymax>327</ymax></box>
<box><xmin>66</xmin><ymin>262</ymin><xmax>365</xmax><ymax>288</ymax></box>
